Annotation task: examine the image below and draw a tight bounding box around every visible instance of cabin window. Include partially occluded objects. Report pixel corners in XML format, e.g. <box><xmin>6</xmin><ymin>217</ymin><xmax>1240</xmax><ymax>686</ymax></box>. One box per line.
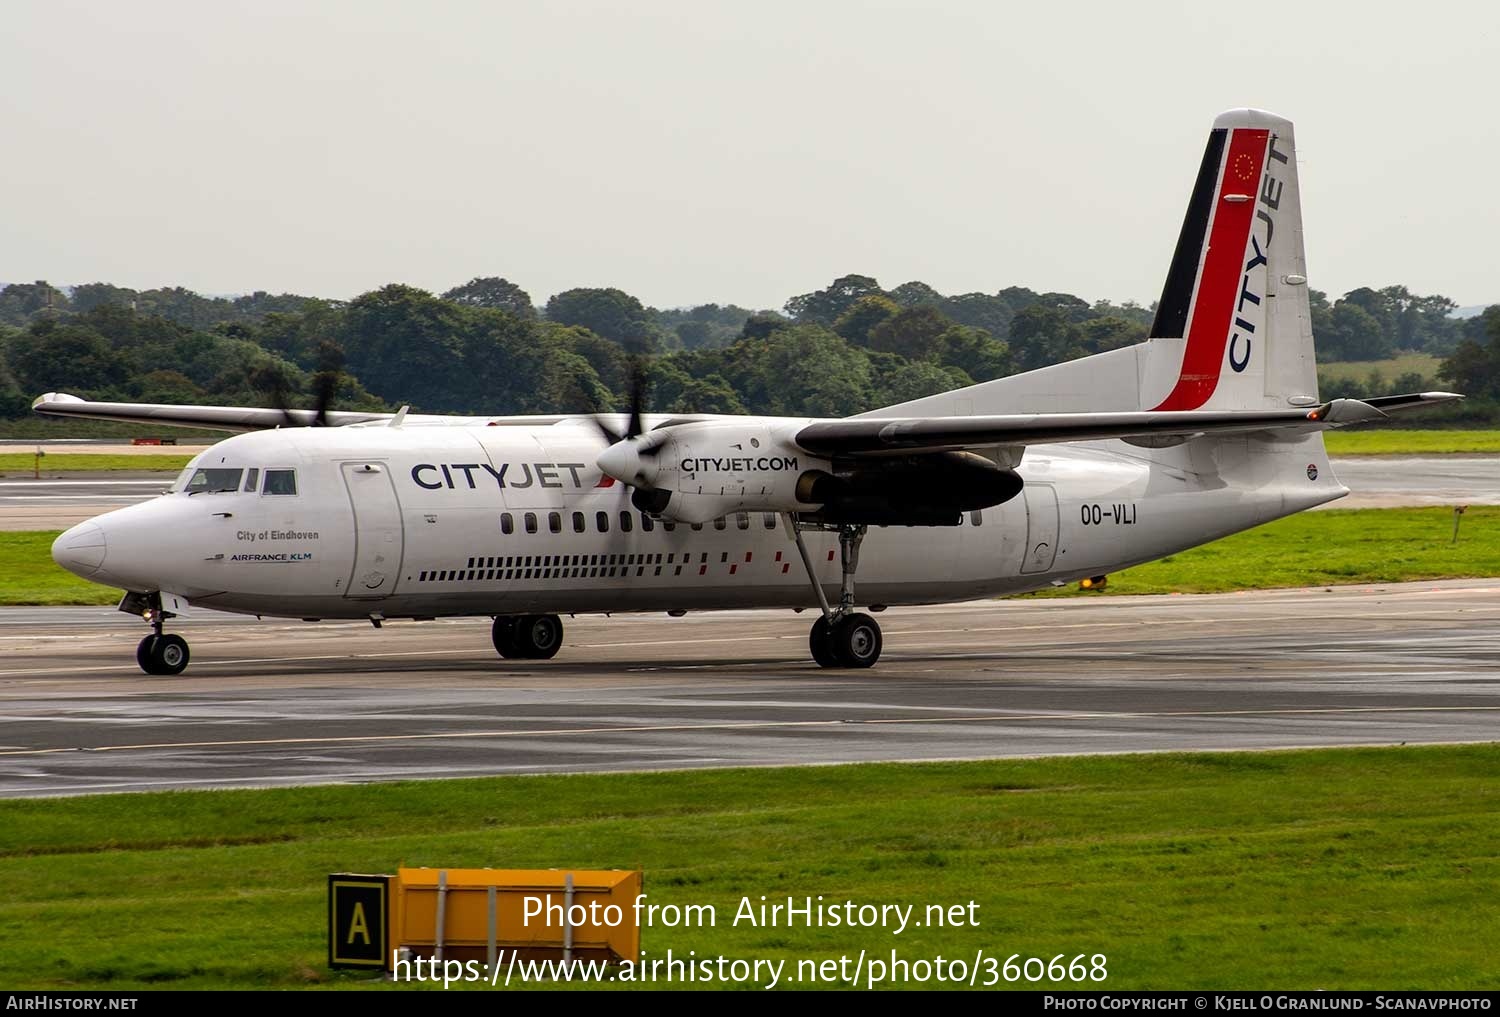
<box><xmin>713</xmin><ymin>517</ymin><xmax>727</xmax><ymax>531</ymax></box>
<box><xmin>639</xmin><ymin>514</ymin><xmax>654</xmax><ymax>532</ymax></box>
<box><xmin>572</xmin><ymin>511</ymin><xmax>586</xmax><ymax>533</ymax></box>
<box><xmin>763</xmin><ymin>513</ymin><xmax>777</xmax><ymax>529</ymax></box>
<box><xmin>619</xmin><ymin>511</ymin><xmax>633</xmax><ymax>533</ymax></box>
<box><xmin>501</xmin><ymin>513</ymin><xmax>514</xmax><ymax>535</ymax></box>
<box><xmin>596</xmin><ymin>511</ymin><xmax>610</xmax><ymax>533</ymax></box>
<box><xmin>524</xmin><ymin>512</ymin><xmax>538</xmax><ymax>534</ymax></box>
<box><xmin>691</xmin><ymin>522</ymin><xmax>703</xmax><ymax>531</ymax></box>
<box><xmin>242</xmin><ymin>468</ymin><xmax>260</xmax><ymax>493</ymax></box>
<box><xmin>185</xmin><ymin>467</ymin><xmax>243</xmax><ymax>494</ymax></box>
<box><xmin>662</xmin><ymin>520</ymin><xmax>676</xmax><ymax>532</ymax></box>
<box><xmin>263</xmin><ymin>469</ymin><xmax>297</xmax><ymax>495</ymax></box>
<box><xmin>735</xmin><ymin>512</ymin><xmax>750</xmax><ymax>530</ymax></box>
<box><xmin>548</xmin><ymin>512</ymin><xmax>562</xmax><ymax>534</ymax></box>
<box><xmin>969</xmin><ymin>509</ymin><xmax>983</xmax><ymax>527</ymax></box>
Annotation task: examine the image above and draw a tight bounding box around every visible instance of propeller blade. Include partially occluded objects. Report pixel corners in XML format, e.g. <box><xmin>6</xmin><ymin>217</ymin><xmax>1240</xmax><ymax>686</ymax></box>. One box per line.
<box><xmin>624</xmin><ymin>358</ymin><xmax>649</xmax><ymax>440</ymax></box>
<box><xmin>310</xmin><ymin>341</ymin><xmax>345</xmax><ymax>427</ymax></box>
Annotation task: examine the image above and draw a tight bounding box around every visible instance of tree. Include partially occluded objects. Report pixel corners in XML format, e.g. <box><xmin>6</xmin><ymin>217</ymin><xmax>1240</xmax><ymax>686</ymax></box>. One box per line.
<box><xmin>867</xmin><ymin>305</ymin><xmax>951</xmax><ymax>360</ymax></box>
<box><xmin>1009</xmin><ymin>304</ymin><xmax>1084</xmax><ymax>371</ymax></box>
<box><xmin>878</xmin><ymin>360</ymin><xmax>972</xmax><ymax>404</ymax></box>
<box><xmin>442</xmin><ymin>276</ymin><xmax>536</xmax><ymax>318</ymax></box>
<box><xmin>1439</xmin><ymin>306</ymin><xmax>1500</xmax><ymax>399</ymax></box>
<box><xmin>670</xmin><ymin>375</ymin><xmax>746</xmax><ymax>414</ymax></box>
<box><xmin>549</xmin><ymin>324</ymin><xmax>629</xmax><ymax>394</ymax></box>
<box><xmin>0</xmin><ymin>281</ymin><xmax>68</xmax><ymax>325</ymax></box>
<box><xmin>944</xmin><ymin>292</ymin><xmax>1015</xmax><ymax>337</ymax></box>
<box><xmin>935</xmin><ymin>325</ymin><xmax>1011</xmax><ymax>381</ymax></box>
<box><xmin>69</xmin><ymin>282</ymin><xmax>138</xmax><ymax>314</ymax></box>
<box><xmin>1077</xmin><ymin>315</ymin><xmax>1148</xmax><ymax>355</ymax></box>
<box><xmin>1317</xmin><ymin>301</ymin><xmax>1388</xmax><ymax>361</ymax></box>
<box><xmin>887</xmin><ymin>281</ymin><xmax>944</xmax><ymax>309</ymax></box>
<box><xmin>833</xmin><ymin>295</ymin><xmax>900</xmax><ymax>346</ymax></box>
<box><xmin>783</xmin><ymin>274</ymin><xmax>884</xmax><ymax>325</ymax></box>
<box><xmin>674</xmin><ymin>320</ymin><xmax>713</xmax><ymax>347</ymax></box>
<box><xmin>340</xmin><ymin>284</ymin><xmax>466</xmax><ymax>410</ymax></box>
<box><xmin>544</xmin><ymin>287</ymin><xmax>656</xmax><ymax>350</ymax></box>
<box><xmin>6</xmin><ymin>320</ymin><xmax>129</xmax><ymax>395</ymax></box>
<box><xmin>739</xmin><ymin>311</ymin><xmax>790</xmax><ymax>341</ymax></box>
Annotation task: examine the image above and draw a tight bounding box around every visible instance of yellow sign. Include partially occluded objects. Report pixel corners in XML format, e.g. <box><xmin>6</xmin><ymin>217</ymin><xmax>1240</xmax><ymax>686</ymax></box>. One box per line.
<box><xmin>329</xmin><ymin>875</ymin><xmax>391</xmax><ymax>969</ymax></box>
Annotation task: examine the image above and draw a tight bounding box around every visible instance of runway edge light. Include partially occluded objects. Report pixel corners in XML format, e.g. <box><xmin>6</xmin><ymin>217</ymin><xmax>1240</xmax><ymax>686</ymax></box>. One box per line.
<box><xmin>328</xmin><ymin>874</ymin><xmax>393</xmax><ymax>970</ymax></box>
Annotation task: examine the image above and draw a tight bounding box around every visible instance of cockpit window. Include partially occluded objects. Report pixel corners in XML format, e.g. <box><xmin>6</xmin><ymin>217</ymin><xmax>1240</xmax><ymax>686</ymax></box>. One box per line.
<box><xmin>243</xmin><ymin>468</ymin><xmax>260</xmax><ymax>493</ymax></box>
<box><xmin>185</xmin><ymin>468</ymin><xmax>243</xmax><ymax>494</ymax></box>
<box><xmin>168</xmin><ymin>466</ymin><xmax>194</xmax><ymax>493</ymax></box>
<box><xmin>262</xmin><ymin>469</ymin><xmax>297</xmax><ymax>495</ymax></box>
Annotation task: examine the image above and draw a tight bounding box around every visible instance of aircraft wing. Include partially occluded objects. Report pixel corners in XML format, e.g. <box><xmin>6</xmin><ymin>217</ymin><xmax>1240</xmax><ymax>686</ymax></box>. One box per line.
<box><xmin>29</xmin><ymin>393</ymin><xmax>580</xmax><ymax>431</ymax></box>
<box><xmin>30</xmin><ymin>393</ymin><xmax>390</xmax><ymax>431</ymax></box>
<box><xmin>794</xmin><ymin>394</ymin><xmax>1461</xmax><ymax>456</ymax></box>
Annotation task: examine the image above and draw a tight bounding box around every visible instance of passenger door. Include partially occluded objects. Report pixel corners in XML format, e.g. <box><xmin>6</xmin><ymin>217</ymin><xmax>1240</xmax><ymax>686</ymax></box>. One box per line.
<box><xmin>342</xmin><ymin>462</ymin><xmax>404</xmax><ymax>598</ymax></box>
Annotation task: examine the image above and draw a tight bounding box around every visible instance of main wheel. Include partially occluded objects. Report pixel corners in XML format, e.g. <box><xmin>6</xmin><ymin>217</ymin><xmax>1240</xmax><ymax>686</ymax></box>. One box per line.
<box><xmin>512</xmin><ymin>614</ymin><xmax>563</xmax><ymax>660</ymax></box>
<box><xmin>809</xmin><ymin>616</ymin><xmax>840</xmax><ymax>668</ymax></box>
<box><xmin>137</xmin><ymin>633</ymin><xmax>190</xmax><ymax>676</ymax></box>
<box><xmin>831</xmin><ymin>613</ymin><xmax>882</xmax><ymax>669</ymax></box>
<box><xmin>491</xmin><ymin>617</ymin><xmax>520</xmax><ymax>658</ymax></box>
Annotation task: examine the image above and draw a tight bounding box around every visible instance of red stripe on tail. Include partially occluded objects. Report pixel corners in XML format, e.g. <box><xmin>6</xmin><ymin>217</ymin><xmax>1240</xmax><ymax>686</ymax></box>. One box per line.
<box><xmin>1150</xmin><ymin>128</ymin><xmax>1269</xmax><ymax>411</ymax></box>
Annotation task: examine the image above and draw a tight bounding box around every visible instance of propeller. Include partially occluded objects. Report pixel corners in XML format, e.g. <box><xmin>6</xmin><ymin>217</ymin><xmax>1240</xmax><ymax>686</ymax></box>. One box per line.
<box><xmin>259</xmin><ymin>341</ymin><xmax>345</xmax><ymax>427</ymax></box>
<box><xmin>584</xmin><ymin>358</ymin><xmax>670</xmax><ymax>509</ymax></box>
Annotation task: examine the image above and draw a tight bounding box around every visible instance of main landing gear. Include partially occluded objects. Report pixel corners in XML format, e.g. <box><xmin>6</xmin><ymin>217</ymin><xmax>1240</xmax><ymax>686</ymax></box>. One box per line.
<box><xmin>492</xmin><ymin>614</ymin><xmax>564</xmax><ymax>660</ymax></box>
<box><xmin>134</xmin><ymin>594</ymin><xmax>190</xmax><ymax>676</ymax></box>
<box><xmin>789</xmin><ymin>518</ymin><xmax>883</xmax><ymax>669</ymax></box>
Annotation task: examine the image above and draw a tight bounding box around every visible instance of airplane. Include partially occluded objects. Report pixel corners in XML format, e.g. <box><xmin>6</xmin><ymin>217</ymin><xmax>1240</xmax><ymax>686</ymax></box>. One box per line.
<box><xmin>37</xmin><ymin>108</ymin><xmax>1456</xmax><ymax>676</ymax></box>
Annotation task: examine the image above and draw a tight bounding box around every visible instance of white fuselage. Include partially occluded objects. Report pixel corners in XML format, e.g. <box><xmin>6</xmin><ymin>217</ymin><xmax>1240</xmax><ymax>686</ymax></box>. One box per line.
<box><xmin>59</xmin><ymin>421</ymin><xmax>1345</xmax><ymax>620</ymax></box>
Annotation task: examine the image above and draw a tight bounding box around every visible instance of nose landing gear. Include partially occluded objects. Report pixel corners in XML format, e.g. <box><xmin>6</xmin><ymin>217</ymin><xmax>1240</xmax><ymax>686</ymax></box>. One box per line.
<box><xmin>132</xmin><ymin>594</ymin><xmax>190</xmax><ymax>676</ymax></box>
<box><xmin>789</xmin><ymin>517</ymin><xmax>883</xmax><ymax>669</ymax></box>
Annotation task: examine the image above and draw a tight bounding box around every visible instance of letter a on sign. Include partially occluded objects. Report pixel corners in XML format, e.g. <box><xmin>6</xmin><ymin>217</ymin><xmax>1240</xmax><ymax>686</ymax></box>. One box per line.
<box><xmin>329</xmin><ymin>874</ymin><xmax>391</xmax><ymax>969</ymax></box>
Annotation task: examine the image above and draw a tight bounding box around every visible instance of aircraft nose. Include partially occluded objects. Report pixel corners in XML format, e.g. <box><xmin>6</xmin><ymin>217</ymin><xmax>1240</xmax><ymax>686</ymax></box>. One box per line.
<box><xmin>52</xmin><ymin>522</ymin><xmax>108</xmax><ymax>577</ymax></box>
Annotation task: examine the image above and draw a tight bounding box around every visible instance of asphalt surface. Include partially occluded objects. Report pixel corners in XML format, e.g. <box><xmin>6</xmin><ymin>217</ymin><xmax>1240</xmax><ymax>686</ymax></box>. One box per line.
<box><xmin>1321</xmin><ymin>456</ymin><xmax>1499</xmax><ymax>509</ymax></box>
<box><xmin>1</xmin><ymin>580</ymin><xmax>1497</xmax><ymax>797</ymax></box>
<box><xmin>0</xmin><ymin>456</ymin><xmax>1491</xmax><ymax>530</ymax></box>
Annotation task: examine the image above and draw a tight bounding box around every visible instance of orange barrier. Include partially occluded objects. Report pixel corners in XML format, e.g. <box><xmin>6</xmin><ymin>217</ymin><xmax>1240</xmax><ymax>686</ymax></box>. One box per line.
<box><xmin>393</xmin><ymin>868</ymin><xmax>642</xmax><ymax>966</ymax></box>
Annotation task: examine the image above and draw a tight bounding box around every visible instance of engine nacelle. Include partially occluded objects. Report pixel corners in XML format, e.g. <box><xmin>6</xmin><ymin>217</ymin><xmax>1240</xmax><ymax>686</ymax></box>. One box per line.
<box><xmin>619</xmin><ymin>420</ymin><xmax>1022</xmax><ymax>527</ymax></box>
<box><xmin>646</xmin><ymin>420</ymin><xmax>828</xmax><ymax>524</ymax></box>
<box><xmin>797</xmin><ymin>451</ymin><xmax>1023</xmax><ymax>526</ymax></box>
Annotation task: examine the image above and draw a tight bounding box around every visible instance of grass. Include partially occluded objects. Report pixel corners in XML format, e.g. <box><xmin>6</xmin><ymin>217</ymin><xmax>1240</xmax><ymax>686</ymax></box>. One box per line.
<box><xmin>1319</xmin><ymin>351</ymin><xmax>1443</xmax><ymax>382</ymax></box>
<box><xmin>0</xmin><ymin>532</ymin><xmax>121</xmax><ymax>605</ymax></box>
<box><xmin>1323</xmin><ymin>430</ymin><xmax>1500</xmax><ymax>455</ymax></box>
<box><xmin>0</xmin><ymin>747</ymin><xmax>1494</xmax><ymax>990</ymax></box>
<box><xmin>8</xmin><ymin>507</ymin><xmax>1500</xmax><ymax>607</ymax></box>
<box><xmin>0</xmin><ymin>453</ymin><xmax>191</xmax><ymax>473</ymax></box>
<box><xmin>1037</xmin><ymin>506</ymin><xmax>1500</xmax><ymax>597</ymax></box>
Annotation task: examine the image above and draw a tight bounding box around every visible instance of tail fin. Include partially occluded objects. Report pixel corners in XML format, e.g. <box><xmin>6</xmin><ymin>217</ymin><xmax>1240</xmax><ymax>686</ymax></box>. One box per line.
<box><xmin>862</xmin><ymin>108</ymin><xmax>1318</xmax><ymax>421</ymax></box>
<box><xmin>1143</xmin><ymin>109</ymin><xmax>1317</xmax><ymax>412</ymax></box>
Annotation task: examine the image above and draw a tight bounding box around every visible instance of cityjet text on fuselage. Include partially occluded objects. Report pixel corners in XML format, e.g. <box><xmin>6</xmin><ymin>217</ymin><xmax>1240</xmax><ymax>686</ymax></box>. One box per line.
<box><xmin>680</xmin><ymin>456</ymin><xmax>799</xmax><ymax>474</ymax></box>
<box><xmin>411</xmin><ymin>462</ymin><xmax>591</xmax><ymax>491</ymax></box>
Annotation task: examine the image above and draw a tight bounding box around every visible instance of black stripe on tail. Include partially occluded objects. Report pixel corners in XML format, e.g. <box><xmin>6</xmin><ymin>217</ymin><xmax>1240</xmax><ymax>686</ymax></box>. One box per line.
<box><xmin>1150</xmin><ymin>128</ymin><xmax>1227</xmax><ymax>339</ymax></box>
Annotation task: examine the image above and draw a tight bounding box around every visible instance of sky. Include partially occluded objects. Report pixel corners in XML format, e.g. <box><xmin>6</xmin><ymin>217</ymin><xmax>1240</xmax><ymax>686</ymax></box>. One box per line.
<box><xmin>2</xmin><ymin>0</ymin><xmax>1497</xmax><ymax>312</ymax></box>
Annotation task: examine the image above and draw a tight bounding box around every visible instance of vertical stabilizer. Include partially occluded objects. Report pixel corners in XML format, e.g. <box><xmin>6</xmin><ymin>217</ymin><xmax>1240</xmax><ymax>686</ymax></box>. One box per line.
<box><xmin>1143</xmin><ymin>109</ymin><xmax>1318</xmax><ymax>412</ymax></box>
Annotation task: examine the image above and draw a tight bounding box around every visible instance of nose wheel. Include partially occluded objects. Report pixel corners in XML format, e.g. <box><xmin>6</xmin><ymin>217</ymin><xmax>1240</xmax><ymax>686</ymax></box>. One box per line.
<box><xmin>790</xmin><ymin>518</ymin><xmax>883</xmax><ymax>669</ymax></box>
<box><xmin>128</xmin><ymin>592</ymin><xmax>190</xmax><ymax>675</ymax></box>
<box><xmin>137</xmin><ymin>633</ymin><xmax>190</xmax><ymax>676</ymax></box>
